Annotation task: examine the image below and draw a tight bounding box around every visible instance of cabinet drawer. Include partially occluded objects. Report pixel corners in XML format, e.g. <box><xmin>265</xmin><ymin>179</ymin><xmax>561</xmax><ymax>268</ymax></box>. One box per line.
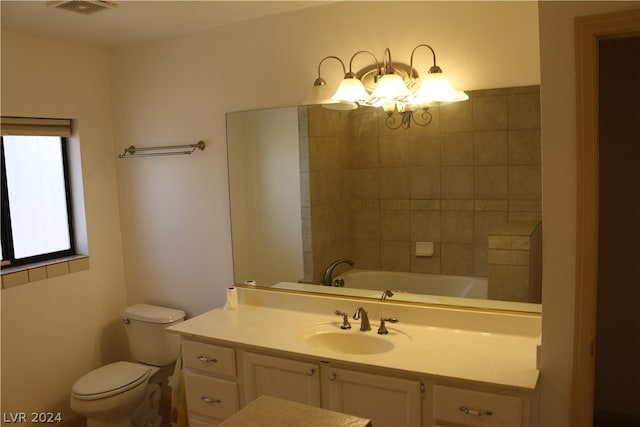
<box><xmin>434</xmin><ymin>385</ymin><xmax>522</xmax><ymax>427</ymax></box>
<box><xmin>183</xmin><ymin>340</ymin><xmax>236</xmax><ymax>377</ymax></box>
<box><xmin>184</xmin><ymin>371</ymin><xmax>239</xmax><ymax>421</ymax></box>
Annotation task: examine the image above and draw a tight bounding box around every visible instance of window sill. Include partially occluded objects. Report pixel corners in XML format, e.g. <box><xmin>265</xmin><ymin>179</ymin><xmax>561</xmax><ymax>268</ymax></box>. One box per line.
<box><xmin>1</xmin><ymin>255</ymin><xmax>90</xmax><ymax>289</ymax></box>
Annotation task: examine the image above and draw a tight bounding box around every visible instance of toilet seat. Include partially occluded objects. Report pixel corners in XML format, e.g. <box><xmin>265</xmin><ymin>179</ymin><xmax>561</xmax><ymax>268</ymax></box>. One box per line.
<box><xmin>71</xmin><ymin>361</ymin><xmax>151</xmax><ymax>401</ymax></box>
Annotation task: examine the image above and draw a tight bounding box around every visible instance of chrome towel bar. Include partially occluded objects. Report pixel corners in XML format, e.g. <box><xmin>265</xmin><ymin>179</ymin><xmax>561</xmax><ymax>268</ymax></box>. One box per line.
<box><xmin>118</xmin><ymin>140</ymin><xmax>205</xmax><ymax>158</ymax></box>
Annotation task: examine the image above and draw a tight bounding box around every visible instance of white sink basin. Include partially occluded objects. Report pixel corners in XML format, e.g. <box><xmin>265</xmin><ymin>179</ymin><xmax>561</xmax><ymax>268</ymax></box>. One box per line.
<box><xmin>304</xmin><ymin>332</ymin><xmax>394</xmax><ymax>354</ymax></box>
<box><xmin>296</xmin><ymin>322</ymin><xmax>410</xmax><ymax>355</ymax></box>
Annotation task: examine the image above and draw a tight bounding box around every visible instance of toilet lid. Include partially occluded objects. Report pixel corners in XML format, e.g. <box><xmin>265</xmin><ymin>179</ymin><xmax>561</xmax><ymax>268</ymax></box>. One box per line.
<box><xmin>71</xmin><ymin>361</ymin><xmax>151</xmax><ymax>401</ymax></box>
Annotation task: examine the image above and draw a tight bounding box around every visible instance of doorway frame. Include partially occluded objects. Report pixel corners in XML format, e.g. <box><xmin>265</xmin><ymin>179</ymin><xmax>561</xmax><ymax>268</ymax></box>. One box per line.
<box><xmin>573</xmin><ymin>9</ymin><xmax>640</xmax><ymax>427</ymax></box>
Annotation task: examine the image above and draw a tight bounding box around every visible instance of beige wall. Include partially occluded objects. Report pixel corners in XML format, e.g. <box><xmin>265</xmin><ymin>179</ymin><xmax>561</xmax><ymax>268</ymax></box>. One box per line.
<box><xmin>0</xmin><ymin>33</ymin><xmax>129</xmax><ymax>416</ymax></box>
<box><xmin>538</xmin><ymin>1</ymin><xmax>640</xmax><ymax>426</ymax></box>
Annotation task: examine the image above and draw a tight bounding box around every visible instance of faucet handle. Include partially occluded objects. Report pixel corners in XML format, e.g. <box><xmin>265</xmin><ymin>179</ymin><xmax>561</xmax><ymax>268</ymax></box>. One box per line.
<box><xmin>335</xmin><ymin>310</ymin><xmax>351</xmax><ymax>329</ymax></box>
<box><xmin>377</xmin><ymin>317</ymin><xmax>399</xmax><ymax>335</ymax></box>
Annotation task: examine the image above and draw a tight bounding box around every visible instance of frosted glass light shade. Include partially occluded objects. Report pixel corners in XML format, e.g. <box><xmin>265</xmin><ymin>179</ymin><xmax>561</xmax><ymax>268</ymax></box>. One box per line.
<box><xmin>303</xmin><ymin>83</ymin><xmax>336</xmax><ymax>106</ymax></box>
<box><xmin>371</xmin><ymin>73</ymin><xmax>412</xmax><ymax>100</ymax></box>
<box><xmin>381</xmin><ymin>100</ymin><xmax>397</xmax><ymax>113</ymax></box>
<box><xmin>323</xmin><ymin>101</ymin><xmax>358</xmax><ymax>111</ymax></box>
<box><xmin>451</xmin><ymin>91</ymin><xmax>469</xmax><ymax>102</ymax></box>
<box><xmin>414</xmin><ymin>73</ymin><xmax>468</xmax><ymax>103</ymax></box>
<box><xmin>331</xmin><ymin>77</ymin><xmax>370</xmax><ymax>103</ymax></box>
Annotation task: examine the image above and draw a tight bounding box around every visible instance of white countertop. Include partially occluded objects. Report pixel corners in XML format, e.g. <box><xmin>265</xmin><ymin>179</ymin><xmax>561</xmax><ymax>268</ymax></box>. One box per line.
<box><xmin>168</xmin><ymin>299</ymin><xmax>540</xmax><ymax>392</ymax></box>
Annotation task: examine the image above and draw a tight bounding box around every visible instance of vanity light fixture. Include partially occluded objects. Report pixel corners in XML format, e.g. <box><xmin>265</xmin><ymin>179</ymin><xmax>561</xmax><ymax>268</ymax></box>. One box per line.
<box><xmin>303</xmin><ymin>44</ymin><xmax>468</xmax><ymax>130</ymax></box>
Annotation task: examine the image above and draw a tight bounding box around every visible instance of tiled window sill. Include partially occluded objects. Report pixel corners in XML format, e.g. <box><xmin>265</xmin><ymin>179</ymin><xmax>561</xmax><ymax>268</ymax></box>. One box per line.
<box><xmin>1</xmin><ymin>255</ymin><xmax>90</xmax><ymax>289</ymax></box>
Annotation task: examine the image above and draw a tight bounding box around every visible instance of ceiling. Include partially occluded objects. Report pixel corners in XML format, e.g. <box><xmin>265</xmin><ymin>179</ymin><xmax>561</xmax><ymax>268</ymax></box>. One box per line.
<box><xmin>1</xmin><ymin>1</ymin><xmax>332</xmax><ymax>48</ymax></box>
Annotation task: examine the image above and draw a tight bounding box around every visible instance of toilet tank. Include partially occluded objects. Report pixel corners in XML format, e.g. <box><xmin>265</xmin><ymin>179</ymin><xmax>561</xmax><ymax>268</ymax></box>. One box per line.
<box><xmin>123</xmin><ymin>304</ymin><xmax>186</xmax><ymax>366</ymax></box>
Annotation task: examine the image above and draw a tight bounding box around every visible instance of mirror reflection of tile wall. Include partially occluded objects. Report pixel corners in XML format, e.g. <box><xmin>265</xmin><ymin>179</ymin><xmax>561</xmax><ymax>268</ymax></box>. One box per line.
<box><xmin>300</xmin><ymin>86</ymin><xmax>541</xmax><ymax>286</ymax></box>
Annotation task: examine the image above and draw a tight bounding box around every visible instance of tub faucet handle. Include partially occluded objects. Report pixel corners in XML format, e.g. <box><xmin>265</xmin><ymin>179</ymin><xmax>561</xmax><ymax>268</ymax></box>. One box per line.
<box><xmin>335</xmin><ymin>310</ymin><xmax>351</xmax><ymax>329</ymax></box>
<box><xmin>377</xmin><ymin>317</ymin><xmax>399</xmax><ymax>335</ymax></box>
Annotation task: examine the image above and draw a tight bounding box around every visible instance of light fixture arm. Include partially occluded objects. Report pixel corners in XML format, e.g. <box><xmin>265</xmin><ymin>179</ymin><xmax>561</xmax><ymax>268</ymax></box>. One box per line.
<box><xmin>314</xmin><ymin>56</ymin><xmax>347</xmax><ymax>85</ymax></box>
<box><xmin>385</xmin><ymin>108</ymin><xmax>433</xmax><ymax>130</ymax></box>
<box><xmin>409</xmin><ymin>43</ymin><xmax>442</xmax><ymax>76</ymax></box>
<box><xmin>347</xmin><ymin>50</ymin><xmax>380</xmax><ymax>78</ymax></box>
<box><xmin>381</xmin><ymin>47</ymin><xmax>396</xmax><ymax>74</ymax></box>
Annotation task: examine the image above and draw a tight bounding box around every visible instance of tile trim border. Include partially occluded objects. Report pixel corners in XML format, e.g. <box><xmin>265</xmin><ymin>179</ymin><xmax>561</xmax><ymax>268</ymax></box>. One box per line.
<box><xmin>1</xmin><ymin>255</ymin><xmax>90</xmax><ymax>289</ymax></box>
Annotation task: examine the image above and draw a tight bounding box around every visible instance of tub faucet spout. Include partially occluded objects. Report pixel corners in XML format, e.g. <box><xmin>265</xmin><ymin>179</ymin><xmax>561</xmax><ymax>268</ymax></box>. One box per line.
<box><xmin>380</xmin><ymin>290</ymin><xmax>394</xmax><ymax>302</ymax></box>
<box><xmin>322</xmin><ymin>259</ymin><xmax>354</xmax><ymax>286</ymax></box>
<box><xmin>353</xmin><ymin>307</ymin><xmax>371</xmax><ymax>331</ymax></box>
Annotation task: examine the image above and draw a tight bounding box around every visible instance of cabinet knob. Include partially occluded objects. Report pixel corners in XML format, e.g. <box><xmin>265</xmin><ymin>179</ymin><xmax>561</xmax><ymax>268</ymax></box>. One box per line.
<box><xmin>197</xmin><ymin>355</ymin><xmax>218</xmax><ymax>363</ymax></box>
<box><xmin>201</xmin><ymin>396</ymin><xmax>222</xmax><ymax>405</ymax></box>
<box><xmin>328</xmin><ymin>372</ymin><xmax>337</xmax><ymax>381</ymax></box>
<box><xmin>459</xmin><ymin>406</ymin><xmax>493</xmax><ymax>417</ymax></box>
<box><xmin>306</xmin><ymin>368</ymin><xmax>315</xmax><ymax>376</ymax></box>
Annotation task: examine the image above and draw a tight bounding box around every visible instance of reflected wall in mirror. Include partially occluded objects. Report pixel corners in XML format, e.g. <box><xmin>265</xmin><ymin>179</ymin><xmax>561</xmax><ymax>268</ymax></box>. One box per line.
<box><xmin>226</xmin><ymin>107</ymin><xmax>305</xmax><ymax>285</ymax></box>
<box><xmin>227</xmin><ymin>86</ymin><xmax>542</xmax><ymax>312</ymax></box>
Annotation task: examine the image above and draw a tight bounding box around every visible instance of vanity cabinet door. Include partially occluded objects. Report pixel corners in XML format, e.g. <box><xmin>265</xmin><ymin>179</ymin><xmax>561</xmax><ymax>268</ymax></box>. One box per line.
<box><xmin>323</xmin><ymin>366</ymin><xmax>421</xmax><ymax>427</ymax></box>
<box><xmin>242</xmin><ymin>351</ymin><xmax>321</xmax><ymax>407</ymax></box>
<box><xmin>433</xmin><ymin>385</ymin><xmax>524</xmax><ymax>427</ymax></box>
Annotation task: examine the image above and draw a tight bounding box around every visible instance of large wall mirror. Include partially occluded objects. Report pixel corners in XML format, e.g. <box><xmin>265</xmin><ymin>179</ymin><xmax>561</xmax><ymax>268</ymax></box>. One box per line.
<box><xmin>227</xmin><ymin>88</ymin><xmax>542</xmax><ymax>313</ymax></box>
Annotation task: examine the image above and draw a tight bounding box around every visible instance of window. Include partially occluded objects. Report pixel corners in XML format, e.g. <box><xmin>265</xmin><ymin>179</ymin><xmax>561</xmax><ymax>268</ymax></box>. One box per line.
<box><xmin>1</xmin><ymin>117</ymin><xmax>75</xmax><ymax>267</ymax></box>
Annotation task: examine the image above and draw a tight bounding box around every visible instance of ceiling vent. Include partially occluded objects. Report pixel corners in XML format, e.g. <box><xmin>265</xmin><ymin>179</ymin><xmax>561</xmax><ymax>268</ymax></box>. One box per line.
<box><xmin>48</xmin><ymin>1</ymin><xmax>118</xmax><ymax>16</ymax></box>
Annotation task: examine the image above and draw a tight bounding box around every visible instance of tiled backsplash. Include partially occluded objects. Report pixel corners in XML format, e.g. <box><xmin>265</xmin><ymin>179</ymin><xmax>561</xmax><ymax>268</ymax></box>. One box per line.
<box><xmin>300</xmin><ymin>86</ymin><xmax>541</xmax><ymax>292</ymax></box>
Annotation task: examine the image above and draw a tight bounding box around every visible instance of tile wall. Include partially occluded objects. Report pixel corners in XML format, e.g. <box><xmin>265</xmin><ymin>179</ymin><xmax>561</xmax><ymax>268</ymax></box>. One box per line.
<box><xmin>488</xmin><ymin>221</ymin><xmax>542</xmax><ymax>303</ymax></box>
<box><xmin>300</xmin><ymin>85</ymin><xmax>541</xmax><ymax>296</ymax></box>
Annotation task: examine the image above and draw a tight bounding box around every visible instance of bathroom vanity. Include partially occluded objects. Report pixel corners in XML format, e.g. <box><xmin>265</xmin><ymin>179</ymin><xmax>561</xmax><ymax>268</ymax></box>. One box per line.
<box><xmin>168</xmin><ymin>286</ymin><xmax>540</xmax><ymax>427</ymax></box>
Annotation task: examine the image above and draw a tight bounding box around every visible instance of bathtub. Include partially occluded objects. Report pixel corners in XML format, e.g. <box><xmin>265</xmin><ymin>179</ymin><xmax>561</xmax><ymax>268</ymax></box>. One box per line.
<box><xmin>334</xmin><ymin>269</ymin><xmax>488</xmax><ymax>299</ymax></box>
<box><xmin>270</xmin><ymin>270</ymin><xmax>541</xmax><ymax>312</ymax></box>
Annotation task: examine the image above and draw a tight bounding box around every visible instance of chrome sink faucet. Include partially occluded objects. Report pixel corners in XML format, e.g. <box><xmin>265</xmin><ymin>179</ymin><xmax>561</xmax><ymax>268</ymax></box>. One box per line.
<box><xmin>353</xmin><ymin>307</ymin><xmax>371</xmax><ymax>331</ymax></box>
<box><xmin>322</xmin><ymin>259</ymin><xmax>354</xmax><ymax>286</ymax></box>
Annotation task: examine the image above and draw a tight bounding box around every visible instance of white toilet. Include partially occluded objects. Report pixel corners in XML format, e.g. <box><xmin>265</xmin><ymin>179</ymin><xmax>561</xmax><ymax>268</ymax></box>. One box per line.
<box><xmin>70</xmin><ymin>304</ymin><xmax>186</xmax><ymax>427</ymax></box>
